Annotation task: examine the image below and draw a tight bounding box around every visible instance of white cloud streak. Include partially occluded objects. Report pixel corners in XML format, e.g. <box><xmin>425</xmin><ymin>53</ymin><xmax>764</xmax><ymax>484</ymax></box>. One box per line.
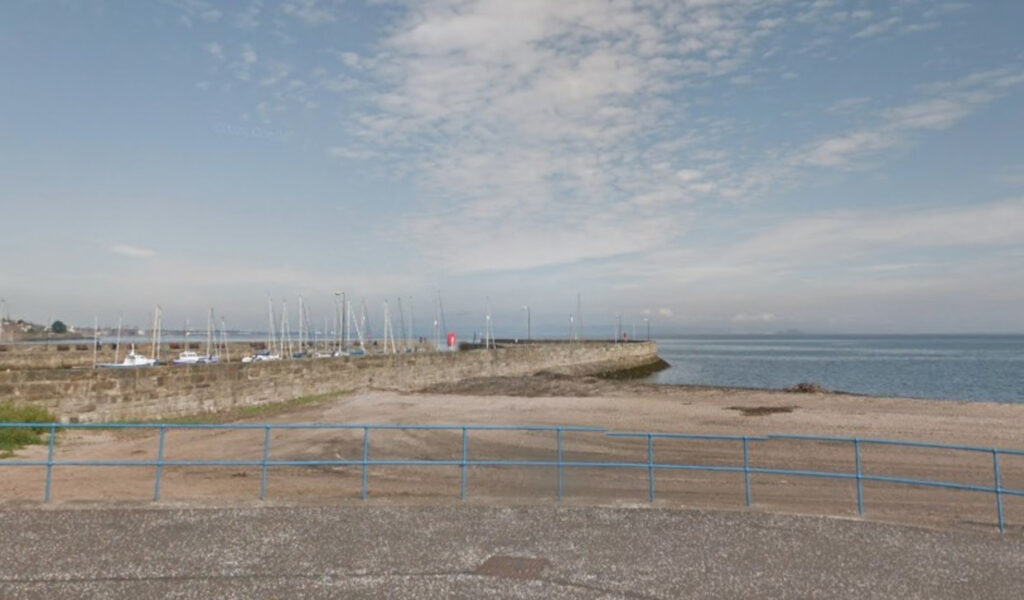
<box><xmin>797</xmin><ymin>67</ymin><xmax>1024</xmax><ymax>169</ymax></box>
<box><xmin>108</xmin><ymin>244</ymin><xmax>156</xmax><ymax>258</ymax></box>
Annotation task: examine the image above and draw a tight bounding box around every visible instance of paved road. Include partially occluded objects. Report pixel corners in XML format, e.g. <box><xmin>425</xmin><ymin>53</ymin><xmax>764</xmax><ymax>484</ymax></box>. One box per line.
<box><xmin>1</xmin><ymin>504</ymin><xmax>1021</xmax><ymax>599</ymax></box>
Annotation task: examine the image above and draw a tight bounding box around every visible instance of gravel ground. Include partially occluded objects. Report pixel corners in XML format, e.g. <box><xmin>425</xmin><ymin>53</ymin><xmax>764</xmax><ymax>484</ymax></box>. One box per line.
<box><xmin>1</xmin><ymin>504</ymin><xmax>1021</xmax><ymax>599</ymax></box>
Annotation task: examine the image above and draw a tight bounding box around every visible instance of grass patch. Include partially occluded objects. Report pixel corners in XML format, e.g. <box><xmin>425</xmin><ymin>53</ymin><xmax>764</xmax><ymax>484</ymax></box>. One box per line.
<box><xmin>785</xmin><ymin>382</ymin><xmax>827</xmax><ymax>393</ymax></box>
<box><xmin>0</xmin><ymin>402</ymin><xmax>57</xmax><ymax>457</ymax></box>
<box><xmin>233</xmin><ymin>391</ymin><xmax>344</xmax><ymax>419</ymax></box>
<box><xmin>727</xmin><ymin>405</ymin><xmax>796</xmax><ymax>417</ymax></box>
<box><xmin>115</xmin><ymin>390</ymin><xmax>350</xmax><ymax>425</ymax></box>
<box><xmin>595</xmin><ymin>357</ymin><xmax>671</xmax><ymax>380</ymax></box>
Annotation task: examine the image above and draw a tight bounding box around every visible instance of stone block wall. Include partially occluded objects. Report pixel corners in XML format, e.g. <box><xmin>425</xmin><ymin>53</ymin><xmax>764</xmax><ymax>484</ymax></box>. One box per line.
<box><xmin>0</xmin><ymin>342</ymin><xmax>659</xmax><ymax>423</ymax></box>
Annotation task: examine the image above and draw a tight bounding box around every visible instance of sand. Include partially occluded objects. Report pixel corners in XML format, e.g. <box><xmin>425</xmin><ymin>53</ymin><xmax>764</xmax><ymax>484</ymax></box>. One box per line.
<box><xmin>2</xmin><ymin>374</ymin><xmax>1022</xmax><ymax>532</ymax></box>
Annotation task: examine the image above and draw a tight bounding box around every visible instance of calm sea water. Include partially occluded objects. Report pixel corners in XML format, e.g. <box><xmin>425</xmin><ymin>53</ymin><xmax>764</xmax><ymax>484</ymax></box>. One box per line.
<box><xmin>645</xmin><ymin>335</ymin><xmax>1024</xmax><ymax>403</ymax></box>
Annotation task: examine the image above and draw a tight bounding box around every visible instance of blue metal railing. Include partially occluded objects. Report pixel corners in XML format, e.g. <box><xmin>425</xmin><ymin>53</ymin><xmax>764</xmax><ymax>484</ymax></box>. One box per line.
<box><xmin>1</xmin><ymin>422</ymin><xmax>1021</xmax><ymax>532</ymax></box>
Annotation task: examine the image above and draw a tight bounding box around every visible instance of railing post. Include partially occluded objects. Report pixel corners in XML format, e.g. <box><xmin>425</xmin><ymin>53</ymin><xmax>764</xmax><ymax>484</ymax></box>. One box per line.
<box><xmin>647</xmin><ymin>433</ymin><xmax>654</xmax><ymax>503</ymax></box>
<box><xmin>993</xmin><ymin>449</ymin><xmax>1005</xmax><ymax>533</ymax></box>
<box><xmin>153</xmin><ymin>425</ymin><xmax>166</xmax><ymax>502</ymax></box>
<box><xmin>556</xmin><ymin>426</ymin><xmax>563</xmax><ymax>502</ymax></box>
<box><xmin>854</xmin><ymin>438</ymin><xmax>864</xmax><ymax>516</ymax></box>
<box><xmin>43</xmin><ymin>423</ymin><xmax>57</xmax><ymax>503</ymax></box>
<box><xmin>460</xmin><ymin>426</ymin><xmax>468</xmax><ymax>500</ymax></box>
<box><xmin>361</xmin><ymin>426</ymin><xmax>369</xmax><ymax>501</ymax></box>
<box><xmin>742</xmin><ymin>436</ymin><xmax>751</xmax><ymax>507</ymax></box>
<box><xmin>260</xmin><ymin>425</ymin><xmax>271</xmax><ymax>501</ymax></box>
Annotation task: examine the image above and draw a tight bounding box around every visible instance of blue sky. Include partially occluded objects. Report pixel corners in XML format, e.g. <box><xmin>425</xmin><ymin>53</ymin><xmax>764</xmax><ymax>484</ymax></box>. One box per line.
<box><xmin>2</xmin><ymin>0</ymin><xmax>1023</xmax><ymax>335</ymax></box>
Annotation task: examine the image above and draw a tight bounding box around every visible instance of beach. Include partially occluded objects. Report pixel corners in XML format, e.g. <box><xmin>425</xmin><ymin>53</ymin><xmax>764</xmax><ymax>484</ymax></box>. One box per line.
<box><xmin>3</xmin><ymin>374</ymin><xmax>1022</xmax><ymax>532</ymax></box>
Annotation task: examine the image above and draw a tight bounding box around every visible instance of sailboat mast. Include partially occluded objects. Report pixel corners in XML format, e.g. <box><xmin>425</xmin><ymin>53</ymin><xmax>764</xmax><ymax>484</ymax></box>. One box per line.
<box><xmin>150</xmin><ymin>305</ymin><xmax>159</xmax><ymax>360</ymax></box>
<box><xmin>382</xmin><ymin>300</ymin><xmax>388</xmax><ymax>354</ymax></box>
<box><xmin>206</xmin><ymin>308</ymin><xmax>214</xmax><ymax>358</ymax></box>
<box><xmin>347</xmin><ymin>301</ymin><xmax>365</xmax><ymax>349</ymax></box>
<box><xmin>437</xmin><ymin>291</ymin><xmax>447</xmax><ymax>340</ymax></box>
<box><xmin>280</xmin><ymin>299</ymin><xmax>291</xmax><ymax>357</ymax></box>
<box><xmin>433</xmin><ymin>297</ymin><xmax>440</xmax><ymax>350</ymax></box>
<box><xmin>408</xmin><ymin>296</ymin><xmax>416</xmax><ymax>347</ymax></box>
<box><xmin>577</xmin><ymin>292</ymin><xmax>582</xmax><ymax>341</ymax></box>
<box><xmin>267</xmin><ymin>296</ymin><xmax>275</xmax><ymax>352</ymax></box>
<box><xmin>297</xmin><ymin>295</ymin><xmax>304</xmax><ymax>354</ymax></box>
<box><xmin>396</xmin><ymin>297</ymin><xmax>407</xmax><ymax>351</ymax></box>
<box><xmin>114</xmin><ymin>314</ymin><xmax>122</xmax><ymax>363</ymax></box>
<box><xmin>220</xmin><ymin>316</ymin><xmax>229</xmax><ymax>362</ymax></box>
<box><xmin>360</xmin><ymin>299</ymin><xmax>369</xmax><ymax>344</ymax></box>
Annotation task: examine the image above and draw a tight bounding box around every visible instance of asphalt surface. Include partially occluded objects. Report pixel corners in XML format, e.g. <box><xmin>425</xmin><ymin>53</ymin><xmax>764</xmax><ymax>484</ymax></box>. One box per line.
<box><xmin>1</xmin><ymin>504</ymin><xmax>1021</xmax><ymax>599</ymax></box>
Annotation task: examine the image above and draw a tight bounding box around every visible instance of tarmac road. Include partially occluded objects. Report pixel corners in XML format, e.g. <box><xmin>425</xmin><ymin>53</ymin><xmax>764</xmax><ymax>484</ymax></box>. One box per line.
<box><xmin>1</xmin><ymin>504</ymin><xmax>1021</xmax><ymax>599</ymax></box>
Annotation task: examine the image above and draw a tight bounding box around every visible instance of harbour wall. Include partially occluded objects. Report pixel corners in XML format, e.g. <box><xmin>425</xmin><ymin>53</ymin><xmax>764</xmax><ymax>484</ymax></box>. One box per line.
<box><xmin>0</xmin><ymin>342</ymin><xmax>660</xmax><ymax>423</ymax></box>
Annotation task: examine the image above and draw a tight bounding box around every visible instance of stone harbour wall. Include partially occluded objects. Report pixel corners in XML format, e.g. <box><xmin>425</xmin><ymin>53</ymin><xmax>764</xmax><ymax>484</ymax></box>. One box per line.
<box><xmin>0</xmin><ymin>342</ymin><xmax>660</xmax><ymax>423</ymax></box>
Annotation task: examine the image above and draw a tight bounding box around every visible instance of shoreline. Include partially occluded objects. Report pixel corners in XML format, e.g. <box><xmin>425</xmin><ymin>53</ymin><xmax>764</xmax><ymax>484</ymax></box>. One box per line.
<box><xmin>2</xmin><ymin>376</ymin><xmax>1022</xmax><ymax>530</ymax></box>
<box><xmin>436</xmin><ymin>371</ymin><xmax>1024</xmax><ymax>410</ymax></box>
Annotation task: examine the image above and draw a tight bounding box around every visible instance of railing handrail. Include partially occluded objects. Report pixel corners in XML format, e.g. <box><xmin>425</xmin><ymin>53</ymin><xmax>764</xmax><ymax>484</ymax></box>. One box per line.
<box><xmin>1</xmin><ymin>421</ymin><xmax>1020</xmax><ymax>532</ymax></box>
<box><xmin>0</xmin><ymin>422</ymin><xmax>605</xmax><ymax>432</ymax></box>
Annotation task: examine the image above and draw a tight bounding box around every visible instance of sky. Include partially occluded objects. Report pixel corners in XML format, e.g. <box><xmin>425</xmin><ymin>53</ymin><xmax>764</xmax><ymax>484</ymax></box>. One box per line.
<box><xmin>2</xmin><ymin>0</ymin><xmax>1023</xmax><ymax>336</ymax></box>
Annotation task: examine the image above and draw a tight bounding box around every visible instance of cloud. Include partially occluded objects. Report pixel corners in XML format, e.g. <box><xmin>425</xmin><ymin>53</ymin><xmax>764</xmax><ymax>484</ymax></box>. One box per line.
<box><xmin>802</xmin><ymin>131</ymin><xmax>895</xmax><ymax>167</ymax></box>
<box><xmin>311</xmin><ymin>1</ymin><xmax>1015</xmax><ymax>276</ymax></box>
<box><xmin>797</xmin><ymin>67</ymin><xmax>1024</xmax><ymax>169</ymax></box>
<box><xmin>725</xmin><ymin>197</ymin><xmax>1024</xmax><ymax>268</ymax></box>
<box><xmin>108</xmin><ymin>244</ymin><xmax>156</xmax><ymax>259</ymax></box>
<box><xmin>327</xmin><ymin>145</ymin><xmax>377</xmax><ymax>160</ymax></box>
<box><xmin>170</xmin><ymin>0</ymin><xmax>222</xmax><ymax>27</ymax></box>
<box><xmin>852</xmin><ymin>16</ymin><xmax>900</xmax><ymax>39</ymax></box>
<box><xmin>176</xmin><ymin>0</ymin><xmax>1023</xmax><ymax>312</ymax></box>
<box><xmin>205</xmin><ymin>42</ymin><xmax>224</xmax><ymax>60</ymax></box>
<box><xmin>732</xmin><ymin>312</ymin><xmax>776</xmax><ymax>322</ymax></box>
<box><xmin>229</xmin><ymin>43</ymin><xmax>259</xmax><ymax>81</ymax></box>
<box><xmin>1001</xmin><ymin>165</ymin><xmax>1024</xmax><ymax>186</ymax></box>
<box><xmin>281</xmin><ymin>0</ymin><xmax>339</xmax><ymax>25</ymax></box>
<box><xmin>340</xmin><ymin>0</ymin><xmax>797</xmax><ymax>272</ymax></box>
<box><xmin>826</xmin><ymin>96</ymin><xmax>872</xmax><ymax>114</ymax></box>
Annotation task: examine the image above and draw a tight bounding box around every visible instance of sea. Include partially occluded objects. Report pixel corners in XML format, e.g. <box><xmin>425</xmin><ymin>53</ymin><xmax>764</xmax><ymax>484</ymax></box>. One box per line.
<box><xmin>644</xmin><ymin>335</ymin><xmax>1024</xmax><ymax>403</ymax></box>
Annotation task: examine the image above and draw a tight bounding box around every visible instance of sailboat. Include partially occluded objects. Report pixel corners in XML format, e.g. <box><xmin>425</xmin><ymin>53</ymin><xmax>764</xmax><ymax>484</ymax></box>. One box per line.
<box><xmin>242</xmin><ymin>298</ymin><xmax>282</xmax><ymax>363</ymax></box>
<box><xmin>99</xmin><ymin>343</ymin><xmax>157</xmax><ymax>368</ymax></box>
<box><xmin>99</xmin><ymin>306</ymin><xmax>160</xmax><ymax>368</ymax></box>
<box><xmin>173</xmin><ymin>308</ymin><xmax>221</xmax><ymax>364</ymax></box>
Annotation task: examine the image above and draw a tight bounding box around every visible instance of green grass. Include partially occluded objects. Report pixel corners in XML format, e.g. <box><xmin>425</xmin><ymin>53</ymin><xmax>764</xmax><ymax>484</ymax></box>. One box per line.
<box><xmin>115</xmin><ymin>390</ymin><xmax>350</xmax><ymax>425</ymax></box>
<box><xmin>0</xmin><ymin>402</ymin><xmax>57</xmax><ymax>457</ymax></box>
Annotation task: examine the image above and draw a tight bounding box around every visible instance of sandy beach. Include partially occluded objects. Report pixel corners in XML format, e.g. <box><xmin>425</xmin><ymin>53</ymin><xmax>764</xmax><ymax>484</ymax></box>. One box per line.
<box><xmin>3</xmin><ymin>374</ymin><xmax>1022</xmax><ymax>532</ymax></box>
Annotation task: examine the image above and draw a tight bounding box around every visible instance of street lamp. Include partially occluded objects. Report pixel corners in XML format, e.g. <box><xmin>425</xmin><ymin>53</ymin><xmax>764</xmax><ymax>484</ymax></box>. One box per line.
<box><xmin>521</xmin><ymin>305</ymin><xmax>531</xmax><ymax>341</ymax></box>
<box><xmin>644</xmin><ymin>317</ymin><xmax>650</xmax><ymax>341</ymax></box>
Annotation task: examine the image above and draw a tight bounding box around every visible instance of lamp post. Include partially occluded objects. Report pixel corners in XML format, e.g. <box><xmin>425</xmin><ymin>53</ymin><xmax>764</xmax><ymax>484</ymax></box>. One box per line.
<box><xmin>521</xmin><ymin>305</ymin><xmax>531</xmax><ymax>342</ymax></box>
<box><xmin>644</xmin><ymin>317</ymin><xmax>650</xmax><ymax>341</ymax></box>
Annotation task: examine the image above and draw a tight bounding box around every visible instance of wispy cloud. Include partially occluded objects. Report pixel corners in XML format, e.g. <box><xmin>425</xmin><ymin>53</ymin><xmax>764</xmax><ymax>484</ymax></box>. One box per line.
<box><xmin>852</xmin><ymin>16</ymin><xmax>900</xmax><ymax>39</ymax></box>
<box><xmin>169</xmin><ymin>0</ymin><xmax>222</xmax><ymax>27</ymax></box>
<box><xmin>732</xmin><ymin>312</ymin><xmax>777</xmax><ymax>322</ymax></box>
<box><xmin>338</xmin><ymin>0</ymin><xmax>797</xmax><ymax>272</ymax></box>
<box><xmin>796</xmin><ymin>67</ymin><xmax>1024</xmax><ymax>169</ymax></box>
<box><xmin>148</xmin><ymin>0</ymin><xmax>1023</xmax><ymax>330</ymax></box>
<box><xmin>108</xmin><ymin>244</ymin><xmax>156</xmax><ymax>259</ymax></box>
<box><xmin>205</xmin><ymin>42</ymin><xmax>224</xmax><ymax>60</ymax></box>
<box><xmin>310</xmin><ymin>0</ymin><xmax>1011</xmax><ymax>275</ymax></box>
<box><xmin>281</xmin><ymin>0</ymin><xmax>340</xmax><ymax>26</ymax></box>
